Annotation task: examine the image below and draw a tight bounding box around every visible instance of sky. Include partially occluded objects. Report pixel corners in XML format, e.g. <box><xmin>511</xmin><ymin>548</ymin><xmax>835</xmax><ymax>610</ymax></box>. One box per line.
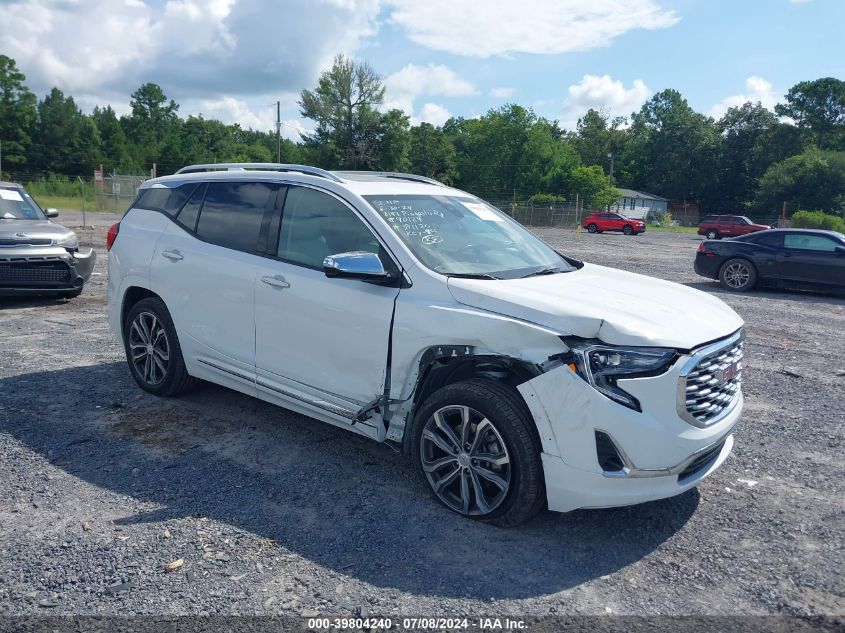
<box><xmin>0</xmin><ymin>0</ymin><xmax>842</xmax><ymax>140</ymax></box>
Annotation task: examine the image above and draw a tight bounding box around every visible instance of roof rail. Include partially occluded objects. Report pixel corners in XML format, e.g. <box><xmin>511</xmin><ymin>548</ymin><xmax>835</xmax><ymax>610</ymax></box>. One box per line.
<box><xmin>335</xmin><ymin>171</ymin><xmax>447</xmax><ymax>186</ymax></box>
<box><xmin>175</xmin><ymin>163</ymin><xmax>343</xmax><ymax>183</ymax></box>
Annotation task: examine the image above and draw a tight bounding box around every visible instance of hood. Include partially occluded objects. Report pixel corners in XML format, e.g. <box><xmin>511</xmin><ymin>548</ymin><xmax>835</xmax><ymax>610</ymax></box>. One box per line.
<box><xmin>0</xmin><ymin>219</ymin><xmax>76</xmax><ymax>245</ymax></box>
<box><xmin>447</xmin><ymin>263</ymin><xmax>743</xmax><ymax>350</ymax></box>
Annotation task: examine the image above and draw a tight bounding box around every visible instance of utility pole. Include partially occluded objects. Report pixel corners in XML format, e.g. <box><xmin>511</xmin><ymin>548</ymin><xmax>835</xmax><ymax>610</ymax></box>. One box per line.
<box><xmin>0</xmin><ymin>140</ymin><xmax>3</xmax><ymax>175</ymax></box>
<box><xmin>275</xmin><ymin>101</ymin><xmax>281</xmax><ymax>163</ymax></box>
<box><xmin>607</xmin><ymin>152</ymin><xmax>614</xmax><ymax>185</ymax></box>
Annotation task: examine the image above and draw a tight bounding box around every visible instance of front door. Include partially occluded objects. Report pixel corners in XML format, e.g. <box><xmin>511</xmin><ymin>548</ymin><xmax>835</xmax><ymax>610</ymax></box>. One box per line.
<box><xmin>254</xmin><ymin>185</ymin><xmax>401</xmax><ymax>422</ymax></box>
<box><xmin>777</xmin><ymin>233</ymin><xmax>845</xmax><ymax>287</ymax></box>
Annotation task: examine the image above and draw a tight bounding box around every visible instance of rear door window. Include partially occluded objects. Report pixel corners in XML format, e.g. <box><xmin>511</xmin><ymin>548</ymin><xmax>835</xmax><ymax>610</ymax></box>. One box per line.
<box><xmin>135</xmin><ymin>183</ymin><xmax>198</xmax><ymax>216</ymax></box>
<box><xmin>175</xmin><ymin>183</ymin><xmax>206</xmax><ymax>232</ymax></box>
<box><xmin>195</xmin><ymin>182</ymin><xmax>275</xmax><ymax>254</ymax></box>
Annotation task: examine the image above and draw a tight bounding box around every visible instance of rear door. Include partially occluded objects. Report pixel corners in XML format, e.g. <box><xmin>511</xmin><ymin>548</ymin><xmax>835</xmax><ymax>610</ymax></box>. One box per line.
<box><xmin>253</xmin><ymin>184</ymin><xmax>401</xmax><ymax>423</ymax></box>
<box><xmin>777</xmin><ymin>233</ymin><xmax>845</xmax><ymax>287</ymax></box>
<box><xmin>150</xmin><ymin>180</ymin><xmax>278</xmax><ymax>381</ymax></box>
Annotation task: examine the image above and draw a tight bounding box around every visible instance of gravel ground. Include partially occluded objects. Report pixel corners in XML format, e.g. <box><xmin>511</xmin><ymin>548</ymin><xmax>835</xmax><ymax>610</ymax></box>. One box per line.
<box><xmin>0</xmin><ymin>212</ymin><xmax>843</xmax><ymax>618</ymax></box>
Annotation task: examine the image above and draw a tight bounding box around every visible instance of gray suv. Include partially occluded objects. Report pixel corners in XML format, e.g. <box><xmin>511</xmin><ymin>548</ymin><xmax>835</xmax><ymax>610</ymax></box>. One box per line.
<box><xmin>0</xmin><ymin>181</ymin><xmax>95</xmax><ymax>298</ymax></box>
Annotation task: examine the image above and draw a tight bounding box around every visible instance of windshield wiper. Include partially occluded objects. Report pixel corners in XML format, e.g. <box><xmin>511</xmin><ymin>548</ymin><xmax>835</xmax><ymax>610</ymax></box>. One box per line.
<box><xmin>521</xmin><ymin>266</ymin><xmax>566</xmax><ymax>278</ymax></box>
<box><xmin>444</xmin><ymin>272</ymin><xmax>501</xmax><ymax>280</ymax></box>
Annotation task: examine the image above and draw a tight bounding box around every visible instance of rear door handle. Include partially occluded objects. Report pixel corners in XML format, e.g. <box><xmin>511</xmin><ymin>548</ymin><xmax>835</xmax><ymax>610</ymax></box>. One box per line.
<box><xmin>161</xmin><ymin>250</ymin><xmax>183</xmax><ymax>261</ymax></box>
<box><xmin>261</xmin><ymin>275</ymin><xmax>290</xmax><ymax>289</ymax></box>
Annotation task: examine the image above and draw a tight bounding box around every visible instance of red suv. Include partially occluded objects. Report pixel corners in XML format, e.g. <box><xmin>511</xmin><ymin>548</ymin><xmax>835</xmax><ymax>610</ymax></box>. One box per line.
<box><xmin>582</xmin><ymin>212</ymin><xmax>646</xmax><ymax>235</ymax></box>
<box><xmin>698</xmin><ymin>215</ymin><xmax>771</xmax><ymax>240</ymax></box>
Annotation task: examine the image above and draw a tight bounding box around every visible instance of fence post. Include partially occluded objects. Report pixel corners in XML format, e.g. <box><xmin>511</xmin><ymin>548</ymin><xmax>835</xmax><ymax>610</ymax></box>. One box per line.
<box><xmin>575</xmin><ymin>194</ymin><xmax>580</xmax><ymax>238</ymax></box>
<box><xmin>77</xmin><ymin>176</ymin><xmax>86</xmax><ymax>228</ymax></box>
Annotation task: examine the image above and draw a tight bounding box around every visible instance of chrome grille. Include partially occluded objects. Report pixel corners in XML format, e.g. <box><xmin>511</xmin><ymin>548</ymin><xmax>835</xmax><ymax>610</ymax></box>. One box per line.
<box><xmin>679</xmin><ymin>333</ymin><xmax>743</xmax><ymax>427</ymax></box>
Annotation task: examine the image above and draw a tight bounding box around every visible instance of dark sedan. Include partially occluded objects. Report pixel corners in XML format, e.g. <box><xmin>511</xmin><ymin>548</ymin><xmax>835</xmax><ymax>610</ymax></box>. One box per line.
<box><xmin>695</xmin><ymin>229</ymin><xmax>845</xmax><ymax>293</ymax></box>
<box><xmin>1</xmin><ymin>181</ymin><xmax>95</xmax><ymax>298</ymax></box>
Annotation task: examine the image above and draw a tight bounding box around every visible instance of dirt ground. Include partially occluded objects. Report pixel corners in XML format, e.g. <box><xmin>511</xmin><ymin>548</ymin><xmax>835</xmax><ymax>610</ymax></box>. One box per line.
<box><xmin>0</xmin><ymin>211</ymin><xmax>843</xmax><ymax>618</ymax></box>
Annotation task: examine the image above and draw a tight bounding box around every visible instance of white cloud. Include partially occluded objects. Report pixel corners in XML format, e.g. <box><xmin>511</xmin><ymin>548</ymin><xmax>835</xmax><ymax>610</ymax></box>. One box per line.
<box><xmin>708</xmin><ymin>76</ymin><xmax>779</xmax><ymax>119</ymax></box>
<box><xmin>562</xmin><ymin>74</ymin><xmax>651</xmax><ymax>127</ymax></box>
<box><xmin>188</xmin><ymin>95</ymin><xmax>312</xmax><ymax>139</ymax></box>
<box><xmin>383</xmin><ymin>63</ymin><xmax>476</xmax><ymax>125</ymax></box>
<box><xmin>0</xmin><ymin>0</ymin><xmax>382</xmax><ymax>105</ymax></box>
<box><xmin>490</xmin><ymin>87</ymin><xmax>515</xmax><ymax>99</ymax></box>
<box><xmin>385</xmin><ymin>0</ymin><xmax>679</xmax><ymax>57</ymax></box>
<box><xmin>384</xmin><ymin>63</ymin><xmax>478</xmax><ymax>113</ymax></box>
<box><xmin>415</xmin><ymin>103</ymin><xmax>452</xmax><ymax>127</ymax></box>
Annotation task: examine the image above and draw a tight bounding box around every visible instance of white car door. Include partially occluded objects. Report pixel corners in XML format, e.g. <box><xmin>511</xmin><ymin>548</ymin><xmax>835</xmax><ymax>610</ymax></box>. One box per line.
<box><xmin>254</xmin><ymin>184</ymin><xmax>401</xmax><ymax>423</ymax></box>
<box><xmin>150</xmin><ymin>180</ymin><xmax>278</xmax><ymax>386</ymax></box>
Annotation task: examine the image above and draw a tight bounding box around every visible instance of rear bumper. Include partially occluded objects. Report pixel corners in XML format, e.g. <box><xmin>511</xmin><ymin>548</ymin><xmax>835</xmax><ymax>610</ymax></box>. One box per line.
<box><xmin>694</xmin><ymin>253</ymin><xmax>720</xmax><ymax>279</ymax></box>
<box><xmin>0</xmin><ymin>246</ymin><xmax>96</xmax><ymax>296</ymax></box>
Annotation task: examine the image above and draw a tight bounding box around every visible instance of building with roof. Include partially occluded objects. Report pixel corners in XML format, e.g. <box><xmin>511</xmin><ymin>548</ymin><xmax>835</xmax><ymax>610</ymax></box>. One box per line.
<box><xmin>610</xmin><ymin>188</ymin><xmax>669</xmax><ymax>220</ymax></box>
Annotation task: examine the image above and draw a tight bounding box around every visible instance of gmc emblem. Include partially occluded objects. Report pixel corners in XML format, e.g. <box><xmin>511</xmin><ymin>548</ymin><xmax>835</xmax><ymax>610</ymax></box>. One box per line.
<box><xmin>716</xmin><ymin>362</ymin><xmax>738</xmax><ymax>385</ymax></box>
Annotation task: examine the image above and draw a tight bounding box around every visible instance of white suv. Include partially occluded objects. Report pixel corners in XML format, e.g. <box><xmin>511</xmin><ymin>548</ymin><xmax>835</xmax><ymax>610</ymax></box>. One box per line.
<box><xmin>107</xmin><ymin>163</ymin><xmax>744</xmax><ymax>526</ymax></box>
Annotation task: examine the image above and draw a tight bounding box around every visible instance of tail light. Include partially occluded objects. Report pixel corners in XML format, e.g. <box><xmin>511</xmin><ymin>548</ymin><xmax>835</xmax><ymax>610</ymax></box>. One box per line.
<box><xmin>697</xmin><ymin>243</ymin><xmax>706</xmax><ymax>252</ymax></box>
<box><xmin>106</xmin><ymin>222</ymin><xmax>120</xmax><ymax>251</ymax></box>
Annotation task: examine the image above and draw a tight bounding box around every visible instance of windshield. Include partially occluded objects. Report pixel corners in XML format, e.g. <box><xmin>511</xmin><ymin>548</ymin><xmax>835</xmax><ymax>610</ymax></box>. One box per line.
<box><xmin>0</xmin><ymin>187</ymin><xmax>45</xmax><ymax>220</ymax></box>
<box><xmin>365</xmin><ymin>194</ymin><xmax>573</xmax><ymax>279</ymax></box>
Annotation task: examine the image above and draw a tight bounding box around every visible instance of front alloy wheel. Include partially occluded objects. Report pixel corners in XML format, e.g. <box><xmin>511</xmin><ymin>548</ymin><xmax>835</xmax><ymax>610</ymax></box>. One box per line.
<box><xmin>420</xmin><ymin>405</ymin><xmax>511</xmax><ymax>516</ymax></box>
<box><xmin>128</xmin><ymin>311</ymin><xmax>170</xmax><ymax>386</ymax></box>
<box><xmin>587</xmin><ymin>223</ymin><xmax>598</xmax><ymax>233</ymax></box>
<box><xmin>707</xmin><ymin>230</ymin><xmax>719</xmax><ymax>239</ymax></box>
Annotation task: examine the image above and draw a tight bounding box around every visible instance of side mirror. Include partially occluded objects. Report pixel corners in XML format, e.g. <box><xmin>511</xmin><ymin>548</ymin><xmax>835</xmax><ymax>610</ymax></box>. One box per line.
<box><xmin>45</xmin><ymin>208</ymin><xmax>59</xmax><ymax>218</ymax></box>
<box><xmin>323</xmin><ymin>251</ymin><xmax>395</xmax><ymax>283</ymax></box>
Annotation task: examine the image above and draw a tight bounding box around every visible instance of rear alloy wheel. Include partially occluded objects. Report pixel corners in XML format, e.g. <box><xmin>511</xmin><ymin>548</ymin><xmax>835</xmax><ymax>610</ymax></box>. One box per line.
<box><xmin>719</xmin><ymin>258</ymin><xmax>757</xmax><ymax>292</ymax></box>
<box><xmin>123</xmin><ymin>297</ymin><xmax>194</xmax><ymax>396</ymax></box>
<box><xmin>706</xmin><ymin>230</ymin><xmax>719</xmax><ymax>240</ymax></box>
<box><xmin>623</xmin><ymin>224</ymin><xmax>634</xmax><ymax>235</ymax></box>
<box><xmin>412</xmin><ymin>379</ymin><xmax>544</xmax><ymax>527</ymax></box>
<box><xmin>587</xmin><ymin>223</ymin><xmax>598</xmax><ymax>233</ymax></box>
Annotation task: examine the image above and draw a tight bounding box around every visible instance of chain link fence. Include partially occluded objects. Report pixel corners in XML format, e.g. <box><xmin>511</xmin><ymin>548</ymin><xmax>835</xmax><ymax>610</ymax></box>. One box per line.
<box><xmin>93</xmin><ymin>173</ymin><xmax>149</xmax><ymax>212</ymax></box>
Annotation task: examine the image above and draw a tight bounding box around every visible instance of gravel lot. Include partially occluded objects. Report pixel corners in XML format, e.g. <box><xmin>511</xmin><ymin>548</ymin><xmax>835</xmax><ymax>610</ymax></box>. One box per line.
<box><xmin>1</xmin><ymin>212</ymin><xmax>843</xmax><ymax>618</ymax></box>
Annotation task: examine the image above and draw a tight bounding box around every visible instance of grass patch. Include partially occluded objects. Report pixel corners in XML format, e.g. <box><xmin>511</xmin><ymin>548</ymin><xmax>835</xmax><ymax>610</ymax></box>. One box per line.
<box><xmin>647</xmin><ymin>224</ymin><xmax>699</xmax><ymax>234</ymax></box>
<box><xmin>30</xmin><ymin>194</ymin><xmax>123</xmax><ymax>213</ymax></box>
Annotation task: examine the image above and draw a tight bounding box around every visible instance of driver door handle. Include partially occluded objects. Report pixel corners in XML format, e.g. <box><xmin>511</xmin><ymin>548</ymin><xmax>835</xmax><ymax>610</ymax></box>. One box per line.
<box><xmin>261</xmin><ymin>275</ymin><xmax>290</xmax><ymax>289</ymax></box>
<box><xmin>161</xmin><ymin>250</ymin><xmax>183</xmax><ymax>261</ymax></box>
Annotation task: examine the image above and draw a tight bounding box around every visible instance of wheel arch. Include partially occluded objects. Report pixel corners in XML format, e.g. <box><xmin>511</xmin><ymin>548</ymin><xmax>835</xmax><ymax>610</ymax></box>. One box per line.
<box><xmin>121</xmin><ymin>286</ymin><xmax>162</xmax><ymax>335</ymax></box>
<box><xmin>399</xmin><ymin>348</ymin><xmax>542</xmax><ymax>456</ymax></box>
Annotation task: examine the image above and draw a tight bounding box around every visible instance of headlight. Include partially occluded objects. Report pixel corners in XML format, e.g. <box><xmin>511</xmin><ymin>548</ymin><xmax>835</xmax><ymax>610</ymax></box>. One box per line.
<box><xmin>55</xmin><ymin>233</ymin><xmax>78</xmax><ymax>250</ymax></box>
<box><xmin>561</xmin><ymin>338</ymin><xmax>677</xmax><ymax>411</ymax></box>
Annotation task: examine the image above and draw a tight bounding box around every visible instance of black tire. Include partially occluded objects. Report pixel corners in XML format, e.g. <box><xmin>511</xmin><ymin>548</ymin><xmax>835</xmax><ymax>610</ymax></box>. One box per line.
<box><xmin>706</xmin><ymin>230</ymin><xmax>719</xmax><ymax>240</ymax></box>
<box><xmin>623</xmin><ymin>224</ymin><xmax>634</xmax><ymax>235</ymax></box>
<box><xmin>587</xmin><ymin>223</ymin><xmax>598</xmax><ymax>233</ymax></box>
<box><xmin>410</xmin><ymin>379</ymin><xmax>545</xmax><ymax>527</ymax></box>
<box><xmin>123</xmin><ymin>297</ymin><xmax>195</xmax><ymax>396</ymax></box>
<box><xmin>719</xmin><ymin>258</ymin><xmax>757</xmax><ymax>292</ymax></box>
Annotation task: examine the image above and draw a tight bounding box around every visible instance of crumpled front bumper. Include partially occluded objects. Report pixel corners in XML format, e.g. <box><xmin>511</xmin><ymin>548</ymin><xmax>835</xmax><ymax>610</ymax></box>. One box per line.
<box><xmin>0</xmin><ymin>245</ymin><xmax>96</xmax><ymax>296</ymax></box>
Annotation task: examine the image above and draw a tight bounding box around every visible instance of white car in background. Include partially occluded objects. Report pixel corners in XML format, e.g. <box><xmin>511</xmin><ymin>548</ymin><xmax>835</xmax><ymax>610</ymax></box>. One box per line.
<box><xmin>107</xmin><ymin>163</ymin><xmax>744</xmax><ymax>526</ymax></box>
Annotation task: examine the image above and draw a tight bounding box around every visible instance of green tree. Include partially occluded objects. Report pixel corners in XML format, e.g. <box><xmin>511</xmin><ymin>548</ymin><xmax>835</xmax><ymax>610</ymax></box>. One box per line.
<box><xmin>624</xmin><ymin>89</ymin><xmax>722</xmax><ymax>207</ymax></box>
<box><xmin>299</xmin><ymin>54</ymin><xmax>386</xmax><ymax>168</ymax></box>
<box><xmin>372</xmin><ymin>108</ymin><xmax>410</xmax><ymax>171</ymax></box>
<box><xmin>775</xmin><ymin>78</ymin><xmax>845</xmax><ymax>150</ymax></box>
<box><xmin>572</xmin><ymin>108</ymin><xmax>628</xmax><ymax>182</ymax></box>
<box><xmin>32</xmin><ymin>88</ymin><xmax>102</xmax><ymax>177</ymax></box>
<box><xmin>571</xmin><ymin>165</ymin><xmax>619</xmax><ymax>209</ymax></box>
<box><xmin>91</xmin><ymin>106</ymin><xmax>137</xmax><ymax>171</ymax></box>
<box><xmin>715</xmin><ymin>102</ymin><xmax>800</xmax><ymax>212</ymax></box>
<box><xmin>409</xmin><ymin>122</ymin><xmax>455</xmax><ymax>183</ymax></box>
<box><xmin>123</xmin><ymin>82</ymin><xmax>181</xmax><ymax>165</ymax></box>
<box><xmin>0</xmin><ymin>55</ymin><xmax>37</xmax><ymax>172</ymax></box>
<box><xmin>756</xmin><ymin>148</ymin><xmax>845</xmax><ymax>215</ymax></box>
